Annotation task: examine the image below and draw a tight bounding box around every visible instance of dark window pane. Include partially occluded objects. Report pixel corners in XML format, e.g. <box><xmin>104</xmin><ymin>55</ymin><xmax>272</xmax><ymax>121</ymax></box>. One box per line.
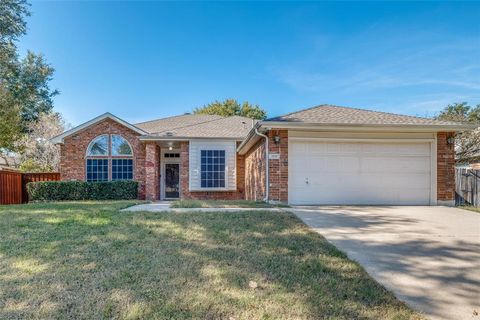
<box><xmin>111</xmin><ymin>159</ymin><xmax>133</xmax><ymax>181</ymax></box>
<box><xmin>200</xmin><ymin>149</ymin><xmax>226</xmax><ymax>188</ymax></box>
<box><xmin>86</xmin><ymin>158</ymin><xmax>109</xmax><ymax>182</ymax></box>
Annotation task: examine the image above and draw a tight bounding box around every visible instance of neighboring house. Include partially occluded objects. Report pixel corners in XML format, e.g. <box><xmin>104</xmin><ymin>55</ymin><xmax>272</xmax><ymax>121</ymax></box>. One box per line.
<box><xmin>470</xmin><ymin>163</ymin><xmax>480</xmax><ymax>170</ymax></box>
<box><xmin>456</xmin><ymin>150</ymin><xmax>480</xmax><ymax>170</ymax></box>
<box><xmin>52</xmin><ymin>105</ymin><xmax>475</xmax><ymax>206</ymax></box>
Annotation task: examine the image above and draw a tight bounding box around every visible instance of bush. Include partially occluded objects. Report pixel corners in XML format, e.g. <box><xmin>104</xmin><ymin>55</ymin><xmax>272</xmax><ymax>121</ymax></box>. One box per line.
<box><xmin>27</xmin><ymin>180</ymin><xmax>138</xmax><ymax>202</ymax></box>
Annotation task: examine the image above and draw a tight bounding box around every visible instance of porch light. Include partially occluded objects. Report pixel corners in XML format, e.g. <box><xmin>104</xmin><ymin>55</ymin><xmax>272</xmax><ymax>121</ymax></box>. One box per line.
<box><xmin>273</xmin><ymin>135</ymin><xmax>281</xmax><ymax>145</ymax></box>
<box><xmin>447</xmin><ymin>136</ymin><xmax>454</xmax><ymax>145</ymax></box>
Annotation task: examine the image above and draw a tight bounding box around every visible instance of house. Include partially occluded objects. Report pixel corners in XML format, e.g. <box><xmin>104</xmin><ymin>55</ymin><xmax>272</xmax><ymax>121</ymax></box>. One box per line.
<box><xmin>470</xmin><ymin>163</ymin><xmax>480</xmax><ymax>170</ymax></box>
<box><xmin>456</xmin><ymin>151</ymin><xmax>480</xmax><ymax>170</ymax></box>
<box><xmin>52</xmin><ymin>105</ymin><xmax>475</xmax><ymax>206</ymax></box>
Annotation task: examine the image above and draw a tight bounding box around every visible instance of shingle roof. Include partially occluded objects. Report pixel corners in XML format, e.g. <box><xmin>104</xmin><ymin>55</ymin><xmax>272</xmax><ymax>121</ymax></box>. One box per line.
<box><xmin>267</xmin><ymin>104</ymin><xmax>465</xmax><ymax>126</ymax></box>
<box><xmin>136</xmin><ymin>114</ymin><xmax>255</xmax><ymax>139</ymax></box>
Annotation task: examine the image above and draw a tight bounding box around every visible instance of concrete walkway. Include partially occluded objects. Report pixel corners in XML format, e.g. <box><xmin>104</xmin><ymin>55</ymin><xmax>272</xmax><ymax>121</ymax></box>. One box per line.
<box><xmin>122</xmin><ymin>202</ymin><xmax>286</xmax><ymax>213</ymax></box>
<box><xmin>293</xmin><ymin>206</ymin><xmax>480</xmax><ymax>320</ymax></box>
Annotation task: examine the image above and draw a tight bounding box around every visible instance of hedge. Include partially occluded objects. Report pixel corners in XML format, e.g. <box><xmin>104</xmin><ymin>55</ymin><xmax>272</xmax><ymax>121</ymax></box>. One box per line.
<box><xmin>27</xmin><ymin>180</ymin><xmax>138</xmax><ymax>202</ymax></box>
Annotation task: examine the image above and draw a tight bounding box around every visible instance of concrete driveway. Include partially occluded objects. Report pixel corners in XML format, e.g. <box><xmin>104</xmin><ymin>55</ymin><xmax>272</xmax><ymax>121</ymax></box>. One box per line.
<box><xmin>292</xmin><ymin>206</ymin><xmax>480</xmax><ymax>320</ymax></box>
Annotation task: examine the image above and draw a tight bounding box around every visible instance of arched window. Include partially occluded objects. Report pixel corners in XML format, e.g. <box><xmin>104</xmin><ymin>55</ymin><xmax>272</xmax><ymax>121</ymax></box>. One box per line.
<box><xmin>87</xmin><ymin>135</ymin><xmax>109</xmax><ymax>156</ymax></box>
<box><xmin>111</xmin><ymin>135</ymin><xmax>132</xmax><ymax>156</ymax></box>
<box><xmin>85</xmin><ymin>135</ymin><xmax>134</xmax><ymax>182</ymax></box>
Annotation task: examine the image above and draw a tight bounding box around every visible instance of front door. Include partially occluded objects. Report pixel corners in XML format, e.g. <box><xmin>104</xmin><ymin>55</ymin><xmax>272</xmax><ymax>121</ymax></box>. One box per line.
<box><xmin>164</xmin><ymin>163</ymin><xmax>180</xmax><ymax>199</ymax></box>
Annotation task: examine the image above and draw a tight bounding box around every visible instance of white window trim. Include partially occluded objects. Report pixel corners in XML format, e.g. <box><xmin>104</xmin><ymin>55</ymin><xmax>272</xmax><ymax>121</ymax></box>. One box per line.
<box><xmin>84</xmin><ymin>134</ymin><xmax>135</xmax><ymax>182</ymax></box>
<box><xmin>189</xmin><ymin>140</ymin><xmax>237</xmax><ymax>192</ymax></box>
<box><xmin>199</xmin><ymin>149</ymin><xmax>227</xmax><ymax>190</ymax></box>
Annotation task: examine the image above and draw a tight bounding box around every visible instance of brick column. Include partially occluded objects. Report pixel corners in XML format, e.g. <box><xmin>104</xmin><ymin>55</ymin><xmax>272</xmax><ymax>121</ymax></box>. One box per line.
<box><xmin>268</xmin><ymin>129</ymin><xmax>288</xmax><ymax>203</ymax></box>
<box><xmin>145</xmin><ymin>142</ymin><xmax>159</xmax><ymax>201</ymax></box>
<box><xmin>437</xmin><ymin>132</ymin><xmax>455</xmax><ymax>205</ymax></box>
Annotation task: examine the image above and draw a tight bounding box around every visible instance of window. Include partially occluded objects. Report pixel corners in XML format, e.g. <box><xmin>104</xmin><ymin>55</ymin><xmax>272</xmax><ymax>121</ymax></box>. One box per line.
<box><xmin>112</xmin><ymin>159</ymin><xmax>133</xmax><ymax>180</ymax></box>
<box><xmin>111</xmin><ymin>135</ymin><xmax>132</xmax><ymax>156</ymax></box>
<box><xmin>201</xmin><ymin>150</ymin><xmax>225</xmax><ymax>188</ymax></box>
<box><xmin>164</xmin><ymin>153</ymin><xmax>180</xmax><ymax>158</ymax></box>
<box><xmin>85</xmin><ymin>135</ymin><xmax>134</xmax><ymax>182</ymax></box>
<box><xmin>86</xmin><ymin>159</ymin><xmax>109</xmax><ymax>182</ymax></box>
<box><xmin>87</xmin><ymin>135</ymin><xmax>109</xmax><ymax>156</ymax></box>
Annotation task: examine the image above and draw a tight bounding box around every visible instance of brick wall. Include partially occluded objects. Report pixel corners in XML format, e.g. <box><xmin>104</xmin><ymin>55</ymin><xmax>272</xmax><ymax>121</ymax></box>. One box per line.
<box><xmin>180</xmin><ymin>141</ymin><xmax>245</xmax><ymax>200</ymax></box>
<box><xmin>437</xmin><ymin>132</ymin><xmax>455</xmax><ymax>202</ymax></box>
<box><xmin>244</xmin><ymin>139</ymin><xmax>266</xmax><ymax>201</ymax></box>
<box><xmin>267</xmin><ymin>130</ymin><xmax>288</xmax><ymax>202</ymax></box>
<box><xmin>145</xmin><ymin>142</ymin><xmax>160</xmax><ymax>200</ymax></box>
<box><xmin>60</xmin><ymin>118</ymin><xmax>146</xmax><ymax>199</ymax></box>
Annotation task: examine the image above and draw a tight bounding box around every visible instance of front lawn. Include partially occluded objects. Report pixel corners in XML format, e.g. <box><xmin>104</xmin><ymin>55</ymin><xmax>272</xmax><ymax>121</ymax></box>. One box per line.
<box><xmin>0</xmin><ymin>201</ymin><xmax>421</xmax><ymax>319</ymax></box>
<box><xmin>171</xmin><ymin>199</ymin><xmax>289</xmax><ymax>208</ymax></box>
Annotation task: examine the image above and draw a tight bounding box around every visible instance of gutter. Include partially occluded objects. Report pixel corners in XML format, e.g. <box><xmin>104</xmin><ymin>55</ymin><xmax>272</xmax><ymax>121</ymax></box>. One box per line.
<box><xmin>261</xmin><ymin>121</ymin><xmax>478</xmax><ymax>132</ymax></box>
<box><xmin>237</xmin><ymin>121</ymin><xmax>262</xmax><ymax>153</ymax></box>
<box><xmin>139</xmin><ymin>136</ymin><xmax>245</xmax><ymax>142</ymax></box>
<box><xmin>237</xmin><ymin>120</ymin><xmax>477</xmax><ymax>154</ymax></box>
<box><xmin>254</xmin><ymin>127</ymin><xmax>269</xmax><ymax>202</ymax></box>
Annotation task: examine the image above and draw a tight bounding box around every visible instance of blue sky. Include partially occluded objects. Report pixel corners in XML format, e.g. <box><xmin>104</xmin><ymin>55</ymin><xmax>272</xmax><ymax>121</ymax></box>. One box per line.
<box><xmin>19</xmin><ymin>1</ymin><xmax>480</xmax><ymax>126</ymax></box>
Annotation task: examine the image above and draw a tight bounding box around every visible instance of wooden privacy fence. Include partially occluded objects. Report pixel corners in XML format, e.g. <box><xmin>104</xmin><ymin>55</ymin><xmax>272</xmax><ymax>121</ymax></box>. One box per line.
<box><xmin>0</xmin><ymin>171</ymin><xmax>22</xmax><ymax>205</ymax></box>
<box><xmin>0</xmin><ymin>171</ymin><xmax>60</xmax><ymax>205</ymax></box>
<box><xmin>455</xmin><ymin>168</ymin><xmax>480</xmax><ymax>207</ymax></box>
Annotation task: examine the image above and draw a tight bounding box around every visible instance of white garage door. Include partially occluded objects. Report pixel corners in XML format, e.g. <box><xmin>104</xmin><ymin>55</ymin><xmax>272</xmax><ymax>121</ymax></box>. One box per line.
<box><xmin>289</xmin><ymin>140</ymin><xmax>432</xmax><ymax>205</ymax></box>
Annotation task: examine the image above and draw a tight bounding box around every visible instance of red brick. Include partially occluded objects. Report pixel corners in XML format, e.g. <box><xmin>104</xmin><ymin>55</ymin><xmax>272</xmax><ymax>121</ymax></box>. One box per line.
<box><xmin>437</xmin><ymin>132</ymin><xmax>455</xmax><ymax>201</ymax></box>
<box><xmin>60</xmin><ymin>118</ymin><xmax>146</xmax><ymax>199</ymax></box>
<box><xmin>244</xmin><ymin>139</ymin><xmax>266</xmax><ymax>201</ymax></box>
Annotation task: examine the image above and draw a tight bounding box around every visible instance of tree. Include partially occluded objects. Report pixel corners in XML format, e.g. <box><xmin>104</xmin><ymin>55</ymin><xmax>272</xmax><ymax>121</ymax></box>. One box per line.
<box><xmin>0</xmin><ymin>84</ymin><xmax>23</xmax><ymax>165</ymax></box>
<box><xmin>0</xmin><ymin>0</ymin><xmax>29</xmax><ymax>80</ymax></box>
<box><xmin>194</xmin><ymin>99</ymin><xmax>267</xmax><ymax>120</ymax></box>
<box><xmin>10</xmin><ymin>51</ymin><xmax>58</xmax><ymax>125</ymax></box>
<box><xmin>0</xmin><ymin>0</ymin><xmax>59</xmax><ymax>162</ymax></box>
<box><xmin>435</xmin><ymin>102</ymin><xmax>480</xmax><ymax>163</ymax></box>
<box><xmin>18</xmin><ymin>112</ymin><xmax>67</xmax><ymax>172</ymax></box>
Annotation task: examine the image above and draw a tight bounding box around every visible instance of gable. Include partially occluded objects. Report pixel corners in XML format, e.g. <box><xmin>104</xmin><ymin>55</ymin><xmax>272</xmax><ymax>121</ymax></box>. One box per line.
<box><xmin>51</xmin><ymin>113</ymin><xmax>147</xmax><ymax>144</ymax></box>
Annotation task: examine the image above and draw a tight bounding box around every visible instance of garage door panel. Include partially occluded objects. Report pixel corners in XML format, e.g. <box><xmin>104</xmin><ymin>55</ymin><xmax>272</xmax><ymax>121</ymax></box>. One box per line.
<box><xmin>305</xmin><ymin>172</ymin><xmax>430</xmax><ymax>190</ymax></box>
<box><xmin>361</xmin><ymin>156</ymin><xmax>430</xmax><ymax>173</ymax></box>
<box><xmin>290</xmin><ymin>187</ymin><xmax>431</xmax><ymax>205</ymax></box>
<box><xmin>289</xmin><ymin>140</ymin><xmax>432</xmax><ymax>205</ymax></box>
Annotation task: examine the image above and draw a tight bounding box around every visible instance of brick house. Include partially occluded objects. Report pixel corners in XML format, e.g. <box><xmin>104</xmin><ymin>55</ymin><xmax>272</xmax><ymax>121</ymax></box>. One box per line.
<box><xmin>52</xmin><ymin>105</ymin><xmax>475</xmax><ymax>206</ymax></box>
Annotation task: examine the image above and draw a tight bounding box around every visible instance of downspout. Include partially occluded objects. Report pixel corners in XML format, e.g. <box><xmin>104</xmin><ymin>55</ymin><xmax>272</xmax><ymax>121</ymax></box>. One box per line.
<box><xmin>254</xmin><ymin>128</ymin><xmax>269</xmax><ymax>202</ymax></box>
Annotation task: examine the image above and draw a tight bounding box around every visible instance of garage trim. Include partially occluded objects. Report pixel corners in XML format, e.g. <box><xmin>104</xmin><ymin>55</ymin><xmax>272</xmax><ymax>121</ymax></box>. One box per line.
<box><xmin>288</xmin><ymin>137</ymin><xmax>437</xmax><ymax>205</ymax></box>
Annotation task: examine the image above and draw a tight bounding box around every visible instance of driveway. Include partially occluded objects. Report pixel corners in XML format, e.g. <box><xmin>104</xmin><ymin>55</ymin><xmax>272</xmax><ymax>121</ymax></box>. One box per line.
<box><xmin>292</xmin><ymin>206</ymin><xmax>480</xmax><ymax>320</ymax></box>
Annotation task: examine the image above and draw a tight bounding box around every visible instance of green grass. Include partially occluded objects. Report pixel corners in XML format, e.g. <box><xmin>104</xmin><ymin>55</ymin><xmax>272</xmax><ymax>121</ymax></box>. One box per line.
<box><xmin>171</xmin><ymin>199</ymin><xmax>289</xmax><ymax>208</ymax></box>
<box><xmin>0</xmin><ymin>201</ymin><xmax>421</xmax><ymax>319</ymax></box>
<box><xmin>459</xmin><ymin>205</ymin><xmax>480</xmax><ymax>213</ymax></box>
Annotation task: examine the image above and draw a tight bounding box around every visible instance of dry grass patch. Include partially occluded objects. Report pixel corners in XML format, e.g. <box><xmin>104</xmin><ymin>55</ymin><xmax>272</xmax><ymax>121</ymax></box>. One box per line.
<box><xmin>171</xmin><ymin>199</ymin><xmax>289</xmax><ymax>208</ymax></box>
<box><xmin>0</xmin><ymin>201</ymin><xmax>422</xmax><ymax>319</ymax></box>
<box><xmin>459</xmin><ymin>206</ymin><xmax>480</xmax><ymax>213</ymax></box>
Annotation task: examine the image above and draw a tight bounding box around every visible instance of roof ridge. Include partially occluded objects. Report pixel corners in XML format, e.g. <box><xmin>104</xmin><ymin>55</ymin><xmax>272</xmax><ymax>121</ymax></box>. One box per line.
<box><xmin>324</xmin><ymin>104</ymin><xmax>435</xmax><ymax>121</ymax></box>
<box><xmin>151</xmin><ymin>115</ymin><xmax>236</xmax><ymax>135</ymax></box>
<box><xmin>134</xmin><ymin>114</ymin><xmax>223</xmax><ymax>126</ymax></box>
<box><xmin>269</xmin><ymin>104</ymin><xmax>437</xmax><ymax>122</ymax></box>
<box><xmin>267</xmin><ymin>104</ymin><xmax>328</xmax><ymax>120</ymax></box>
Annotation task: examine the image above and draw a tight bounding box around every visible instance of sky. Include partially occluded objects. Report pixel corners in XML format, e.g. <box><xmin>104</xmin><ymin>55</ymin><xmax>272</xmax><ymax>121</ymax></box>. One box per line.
<box><xmin>18</xmin><ymin>1</ymin><xmax>480</xmax><ymax>126</ymax></box>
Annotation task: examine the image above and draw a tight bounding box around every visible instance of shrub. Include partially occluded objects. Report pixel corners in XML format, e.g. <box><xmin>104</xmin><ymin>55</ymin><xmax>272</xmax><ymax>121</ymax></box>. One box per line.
<box><xmin>27</xmin><ymin>180</ymin><xmax>138</xmax><ymax>202</ymax></box>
